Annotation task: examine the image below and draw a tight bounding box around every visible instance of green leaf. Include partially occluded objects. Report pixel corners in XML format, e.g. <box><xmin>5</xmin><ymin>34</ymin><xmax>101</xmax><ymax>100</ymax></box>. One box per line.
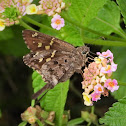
<box><xmin>60</xmin><ymin>0</ymin><xmax>106</xmax><ymax>45</ymax></box>
<box><xmin>32</xmin><ymin>71</ymin><xmax>46</xmax><ymax>99</ymax></box>
<box><xmin>86</xmin><ymin>1</ymin><xmax>121</xmax><ymax>38</ymax></box>
<box><xmin>18</xmin><ymin>121</ymin><xmax>27</xmax><ymax>126</ymax></box>
<box><xmin>68</xmin><ymin>118</ymin><xmax>84</xmax><ymax>126</ymax></box>
<box><xmin>60</xmin><ymin>22</ymin><xmax>84</xmax><ymax>46</ymax></box>
<box><xmin>42</xmin><ymin>81</ymin><xmax>69</xmax><ymax>126</ymax></box>
<box><xmin>66</xmin><ymin>0</ymin><xmax>106</xmax><ymax>26</ymax></box>
<box><xmin>32</xmin><ymin>71</ymin><xmax>69</xmax><ymax>126</ymax></box>
<box><xmin>99</xmin><ymin>97</ymin><xmax>126</xmax><ymax>126</ymax></box>
<box><xmin>116</xmin><ymin>0</ymin><xmax>126</xmax><ymax>25</ymax></box>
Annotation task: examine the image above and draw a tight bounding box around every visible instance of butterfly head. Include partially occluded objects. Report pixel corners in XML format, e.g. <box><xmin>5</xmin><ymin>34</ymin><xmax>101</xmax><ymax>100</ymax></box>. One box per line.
<box><xmin>76</xmin><ymin>46</ymin><xmax>90</xmax><ymax>63</ymax></box>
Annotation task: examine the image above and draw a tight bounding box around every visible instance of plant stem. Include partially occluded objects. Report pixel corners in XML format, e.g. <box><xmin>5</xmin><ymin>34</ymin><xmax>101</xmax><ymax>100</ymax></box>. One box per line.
<box><xmin>61</xmin><ymin>13</ymin><xmax>126</xmax><ymax>42</ymax></box>
<box><xmin>19</xmin><ymin>19</ymin><xmax>35</xmax><ymax>30</ymax></box>
<box><xmin>91</xmin><ymin>106</ymin><xmax>94</xmax><ymax>114</ymax></box>
<box><xmin>22</xmin><ymin>16</ymin><xmax>59</xmax><ymax>34</ymax></box>
<box><xmin>82</xmin><ymin>36</ymin><xmax>126</xmax><ymax>47</ymax></box>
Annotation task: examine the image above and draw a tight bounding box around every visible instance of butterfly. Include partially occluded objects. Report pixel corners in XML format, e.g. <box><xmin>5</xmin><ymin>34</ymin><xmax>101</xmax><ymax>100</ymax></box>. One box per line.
<box><xmin>22</xmin><ymin>30</ymin><xmax>90</xmax><ymax>99</ymax></box>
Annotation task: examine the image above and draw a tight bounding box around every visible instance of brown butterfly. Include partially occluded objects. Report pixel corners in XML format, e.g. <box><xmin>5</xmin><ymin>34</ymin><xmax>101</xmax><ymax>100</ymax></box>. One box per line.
<box><xmin>22</xmin><ymin>30</ymin><xmax>90</xmax><ymax>99</ymax></box>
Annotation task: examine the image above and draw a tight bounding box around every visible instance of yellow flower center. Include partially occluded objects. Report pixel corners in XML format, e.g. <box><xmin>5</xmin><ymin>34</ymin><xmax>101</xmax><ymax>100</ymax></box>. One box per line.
<box><xmin>31</xmin><ymin>7</ymin><xmax>36</xmax><ymax>12</ymax></box>
<box><xmin>108</xmin><ymin>82</ymin><xmax>114</xmax><ymax>87</ymax></box>
<box><xmin>105</xmin><ymin>65</ymin><xmax>111</xmax><ymax>71</ymax></box>
<box><xmin>55</xmin><ymin>19</ymin><xmax>61</xmax><ymax>24</ymax></box>
<box><xmin>98</xmin><ymin>87</ymin><xmax>102</xmax><ymax>92</ymax></box>
<box><xmin>0</xmin><ymin>20</ymin><xmax>4</xmax><ymax>26</ymax></box>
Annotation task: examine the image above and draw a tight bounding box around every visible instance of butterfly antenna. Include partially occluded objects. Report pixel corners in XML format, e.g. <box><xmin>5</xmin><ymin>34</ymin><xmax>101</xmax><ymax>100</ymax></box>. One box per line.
<box><xmin>87</xmin><ymin>53</ymin><xmax>95</xmax><ymax>60</ymax></box>
<box><xmin>89</xmin><ymin>51</ymin><xmax>98</xmax><ymax>56</ymax></box>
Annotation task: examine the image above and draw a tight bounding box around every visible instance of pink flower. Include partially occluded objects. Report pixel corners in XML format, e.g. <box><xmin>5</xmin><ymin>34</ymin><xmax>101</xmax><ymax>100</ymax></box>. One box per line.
<box><xmin>97</xmin><ymin>50</ymin><xmax>113</xmax><ymax>62</ymax></box>
<box><xmin>100</xmin><ymin>62</ymin><xmax>117</xmax><ymax>74</ymax></box>
<box><xmin>51</xmin><ymin>14</ymin><xmax>64</xmax><ymax>30</ymax></box>
<box><xmin>38</xmin><ymin>0</ymin><xmax>65</xmax><ymax>16</ymax></box>
<box><xmin>94</xmin><ymin>84</ymin><xmax>104</xmax><ymax>93</ymax></box>
<box><xmin>111</xmin><ymin>62</ymin><xmax>117</xmax><ymax>72</ymax></box>
<box><xmin>91</xmin><ymin>92</ymin><xmax>101</xmax><ymax>102</ymax></box>
<box><xmin>101</xmin><ymin>65</ymin><xmax>112</xmax><ymax>73</ymax></box>
<box><xmin>104</xmin><ymin>79</ymin><xmax>119</xmax><ymax>92</ymax></box>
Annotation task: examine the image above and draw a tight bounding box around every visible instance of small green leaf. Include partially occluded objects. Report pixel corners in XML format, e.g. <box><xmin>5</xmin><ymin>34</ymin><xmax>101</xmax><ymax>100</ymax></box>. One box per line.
<box><xmin>32</xmin><ymin>71</ymin><xmax>69</xmax><ymax>126</ymax></box>
<box><xmin>116</xmin><ymin>0</ymin><xmax>126</xmax><ymax>25</ymax></box>
<box><xmin>68</xmin><ymin>118</ymin><xmax>84</xmax><ymax>126</ymax></box>
<box><xmin>36</xmin><ymin>119</ymin><xmax>44</xmax><ymax>126</ymax></box>
<box><xmin>32</xmin><ymin>71</ymin><xmax>46</xmax><ymax>99</ymax></box>
<box><xmin>42</xmin><ymin>81</ymin><xmax>69</xmax><ymax>126</ymax></box>
<box><xmin>99</xmin><ymin>97</ymin><xmax>126</xmax><ymax>126</ymax></box>
<box><xmin>18</xmin><ymin>121</ymin><xmax>27</xmax><ymax>126</ymax></box>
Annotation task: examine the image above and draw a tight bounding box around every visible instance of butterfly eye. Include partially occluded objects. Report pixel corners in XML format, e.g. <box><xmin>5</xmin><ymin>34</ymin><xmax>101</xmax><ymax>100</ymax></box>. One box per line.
<box><xmin>82</xmin><ymin>51</ymin><xmax>86</xmax><ymax>54</ymax></box>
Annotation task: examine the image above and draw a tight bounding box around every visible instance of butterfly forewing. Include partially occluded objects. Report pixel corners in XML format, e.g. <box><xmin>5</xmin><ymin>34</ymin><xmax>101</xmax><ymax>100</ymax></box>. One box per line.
<box><xmin>22</xmin><ymin>30</ymin><xmax>75</xmax><ymax>52</ymax></box>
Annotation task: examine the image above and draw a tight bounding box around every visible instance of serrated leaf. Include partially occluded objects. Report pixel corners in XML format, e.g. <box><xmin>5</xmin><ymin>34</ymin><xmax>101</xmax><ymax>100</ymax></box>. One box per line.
<box><xmin>99</xmin><ymin>97</ymin><xmax>126</xmax><ymax>126</ymax></box>
<box><xmin>116</xmin><ymin>0</ymin><xmax>126</xmax><ymax>25</ymax></box>
<box><xmin>42</xmin><ymin>81</ymin><xmax>69</xmax><ymax>126</ymax></box>
<box><xmin>86</xmin><ymin>1</ymin><xmax>121</xmax><ymax>38</ymax></box>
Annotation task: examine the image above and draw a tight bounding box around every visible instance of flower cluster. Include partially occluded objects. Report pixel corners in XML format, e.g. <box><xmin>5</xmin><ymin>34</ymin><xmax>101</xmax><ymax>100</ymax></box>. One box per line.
<box><xmin>26</xmin><ymin>0</ymin><xmax>65</xmax><ymax>30</ymax></box>
<box><xmin>0</xmin><ymin>0</ymin><xmax>33</xmax><ymax>31</ymax></box>
<box><xmin>21</xmin><ymin>105</ymin><xmax>55</xmax><ymax>125</ymax></box>
<box><xmin>0</xmin><ymin>0</ymin><xmax>65</xmax><ymax>31</ymax></box>
<box><xmin>37</xmin><ymin>0</ymin><xmax>65</xmax><ymax>16</ymax></box>
<box><xmin>82</xmin><ymin>50</ymin><xmax>119</xmax><ymax>106</ymax></box>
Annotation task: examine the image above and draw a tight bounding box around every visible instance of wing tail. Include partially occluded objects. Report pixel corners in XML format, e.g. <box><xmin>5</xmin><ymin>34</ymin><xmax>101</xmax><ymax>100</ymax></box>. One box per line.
<box><xmin>32</xmin><ymin>83</ymin><xmax>54</xmax><ymax>99</ymax></box>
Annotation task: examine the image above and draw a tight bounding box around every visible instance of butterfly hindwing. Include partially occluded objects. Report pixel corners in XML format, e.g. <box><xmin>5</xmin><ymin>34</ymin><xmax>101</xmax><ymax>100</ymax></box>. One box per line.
<box><xmin>41</xmin><ymin>53</ymin><xmax>75</xmax><ymax>86</ymax></box>
<box><xmin>23</xmin><ymin>50</ymin><xmax>75</xmax><ymax>82</ymax></box>
<box><xmin>22</xmin><ymin>30</ymin><xmax>75</xmax><ymax>52</ymax></box>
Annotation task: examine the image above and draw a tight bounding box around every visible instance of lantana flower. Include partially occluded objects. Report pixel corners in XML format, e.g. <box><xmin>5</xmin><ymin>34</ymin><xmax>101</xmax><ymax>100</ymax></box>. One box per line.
<box><xmin>82</xmin><ymin>50</ymin><xmax>119</xmax><ymax>106</ymax></box>
<box><xmin>37</xmin><ymin>0</ymin><xmax>65</xmax><ymax>16</ymax></box>
<box><xmin>82</xmin><ymin>92</ymin><xmax>93</xmax><ymax>106</ymax></box>
<box><xmin>104</xmin><ymin>79</ymin><xmax>119</xmax><ymax>92</ymax></box>
<box><xmin>0</xmin><ymin>0</ymin><xmax>33</xmax><ymax>31</ymax></box>
<box><xmin>26</xmin><ymin>4</ymin><xmax>38</xmax><ymax>14</ymax></box>
<box><xmin>51</xmin><ymin>14</ymin><xmax>65</xmax><ymax>30</ymax></box>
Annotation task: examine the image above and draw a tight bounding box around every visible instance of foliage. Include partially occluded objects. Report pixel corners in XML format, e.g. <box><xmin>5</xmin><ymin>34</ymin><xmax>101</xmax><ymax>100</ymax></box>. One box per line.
<box><xmin>0</xmin><ymin>0</ymin><xmax>126</xmax><ymax>126</ymax></box>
